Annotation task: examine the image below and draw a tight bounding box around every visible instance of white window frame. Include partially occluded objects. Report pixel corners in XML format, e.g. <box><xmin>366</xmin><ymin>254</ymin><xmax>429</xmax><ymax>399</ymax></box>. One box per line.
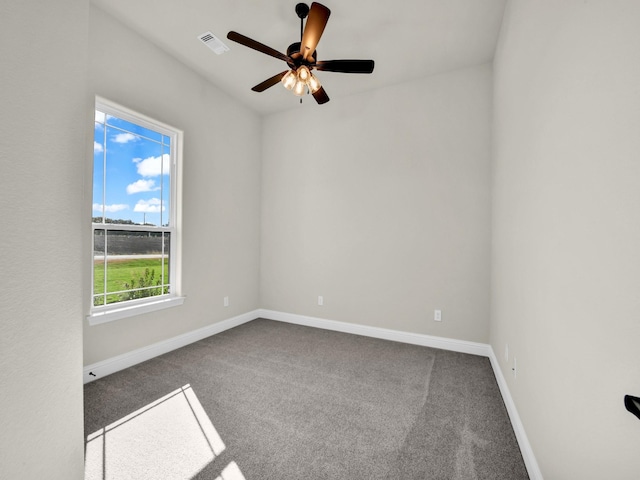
<box><xmin>87</xmin><ymin>97</ymin><xmax>184</xmax><ymax>325</ymax></box>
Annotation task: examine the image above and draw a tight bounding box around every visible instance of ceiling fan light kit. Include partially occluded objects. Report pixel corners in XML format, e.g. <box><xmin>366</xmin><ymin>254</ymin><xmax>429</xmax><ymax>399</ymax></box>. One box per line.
<box><xmin>226</xmin><ymin>2</ymin><xmax>375</xmax><ymax>105</ymax></box>
<box><xmin>284</xmin><ymin>65</ymin><xmax>322</xmax><ymax>95</ymax></box>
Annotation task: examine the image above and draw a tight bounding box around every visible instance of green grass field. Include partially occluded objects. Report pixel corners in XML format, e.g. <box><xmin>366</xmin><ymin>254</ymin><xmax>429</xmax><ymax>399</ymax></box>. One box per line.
<box><xmin>94</xmin><ymin>258</ymin><xmax>169</xmax><ymax>305</ymax></box>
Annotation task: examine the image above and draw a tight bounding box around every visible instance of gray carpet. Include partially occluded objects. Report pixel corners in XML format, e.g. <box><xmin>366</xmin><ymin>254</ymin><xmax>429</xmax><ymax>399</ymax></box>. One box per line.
<box><xmin>84</xmin><ymin>319</ymin><xmax>529</xmax><ymax>479</ymax></box>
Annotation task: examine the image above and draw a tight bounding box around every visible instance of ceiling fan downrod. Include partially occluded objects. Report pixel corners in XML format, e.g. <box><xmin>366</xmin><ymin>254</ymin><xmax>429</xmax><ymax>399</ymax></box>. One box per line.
<box><xmin>296</xmin><ymin>3</ymin><xmax>310</xmax><ymax>41</ymax></box>
<box><xmin>296</xmin><ymin>3</ymin><xmax>310</xmax><ymax>103</ymax></box>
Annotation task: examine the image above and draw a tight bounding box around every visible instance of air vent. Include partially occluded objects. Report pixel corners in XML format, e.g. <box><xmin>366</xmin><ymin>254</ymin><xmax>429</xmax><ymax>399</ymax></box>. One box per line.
<box><xmin>197</xmin><ymin>31</ymin><xmax>229</xmax><ymax>55</ymax></box>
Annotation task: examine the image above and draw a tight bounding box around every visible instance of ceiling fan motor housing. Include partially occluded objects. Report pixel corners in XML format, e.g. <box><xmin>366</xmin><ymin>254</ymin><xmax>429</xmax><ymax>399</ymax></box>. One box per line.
<box><xmin>286</xmin><ymin>42</ymin><xmax>317</xmax><ymax>67</ymax></box>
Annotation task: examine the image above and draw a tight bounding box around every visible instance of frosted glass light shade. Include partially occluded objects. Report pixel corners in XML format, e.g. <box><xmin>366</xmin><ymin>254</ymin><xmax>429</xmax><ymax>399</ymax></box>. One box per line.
<box><xmin>307</xmin><ymin>74</ymin><xmax>321</xmax><ymax>93</ymax></box>
<box><xmin>281</xmin><ymin>70</ymin><xmax>296</xmax><ymax>90</ymax></box>
<box><xmin>297</xmin><ymin>66</ymin><xmax>310</xmax><ymax>82</ymax></box>
<box><xmin>293</xmin><ymin>80</ymin><xmax>306</xmax><ymax>96</ymax></box>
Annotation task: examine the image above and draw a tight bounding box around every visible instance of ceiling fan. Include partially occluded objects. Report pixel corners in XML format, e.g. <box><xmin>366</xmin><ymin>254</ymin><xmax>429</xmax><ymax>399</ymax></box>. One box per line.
<box><xmin>227</xmin><ymin>2</ymin><xmax>375</xmax><ymax>105</ymax></box>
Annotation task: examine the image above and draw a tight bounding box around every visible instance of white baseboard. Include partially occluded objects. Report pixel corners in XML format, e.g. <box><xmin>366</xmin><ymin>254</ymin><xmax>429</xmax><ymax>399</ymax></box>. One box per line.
<box><xmin>488</xmin><ymin>347</ymin><xmax>544</xmax><ymax>480</ymax></box>
<box><xmin>82</xmin><ymin>309</ymin><xmax>259</xmax><ymax>384</ymax></box>
<box><xmin>257</xmin><ymin>309</ymin><xmax>491</xmax><ymax>357</ymax></box>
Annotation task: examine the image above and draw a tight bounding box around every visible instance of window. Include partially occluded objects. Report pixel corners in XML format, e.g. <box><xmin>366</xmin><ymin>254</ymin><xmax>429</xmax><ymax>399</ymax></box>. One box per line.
<box><xmin>89</xmin><ymin>97</ymin><xmax>183</xmax><ymax>324</ymax></box>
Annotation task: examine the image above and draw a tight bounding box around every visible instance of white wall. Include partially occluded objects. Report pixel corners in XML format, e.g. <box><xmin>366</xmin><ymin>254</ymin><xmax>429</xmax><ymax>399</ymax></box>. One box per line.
<box><xmin>83</xmin><ymin>6</ymin><xmax>263</xmax><ymax>364</ymax></box>
<box><xmin>261</xmin><ymin>65</ymin><xmax>492</xmax><ymax>343</ymax></box>
<box><xmin>0</xmin><ymin>1</ymin><xmax>88</xmax><ymax>479</ymax></box>
<box><xmin>492</xmin><ymin>1</ymin><xmax>640</xmax><ymax>478</ymax></box>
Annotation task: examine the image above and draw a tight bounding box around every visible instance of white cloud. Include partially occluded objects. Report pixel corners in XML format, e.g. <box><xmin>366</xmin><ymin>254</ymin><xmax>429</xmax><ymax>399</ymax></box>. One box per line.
<box><xmin>133</xmin><ymin>154</ymin><xmax>170</xmax><ymax>177</ymax></box>
<box><xmin>95</xmin><ymin>111</ymin><xmax>106</xmax><ymax>123</ymax></box>
<box><xmin>112</xmin><ymin>132</ymin><xmax>138</xmax><ymax>144</ymax></box>
<box><xmin>126</xmin><ymin>179</ymin><xmax>160</xmax><ymax>194</ymax></box>
<box><xmin>94</xmin><ymin>141</ymin><xmax>104</xmax><ymax>153</ymax></box>
<box><xmin>134</xmin><ymin>198</ymin><xmax>165</xmax><ymax>213</ymax></box>
<box><xmin>93</xmin><ymin>203</ymin><xmax>129</xmax><ymax>213</ymax></box>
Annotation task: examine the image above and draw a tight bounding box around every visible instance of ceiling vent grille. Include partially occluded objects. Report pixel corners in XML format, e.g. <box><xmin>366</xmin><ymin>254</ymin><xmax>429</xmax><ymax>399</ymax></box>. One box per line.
<box><xmin>198</xmin><ymin>31</ymin><xmax>229</xmax><ymax>55</ymax></box>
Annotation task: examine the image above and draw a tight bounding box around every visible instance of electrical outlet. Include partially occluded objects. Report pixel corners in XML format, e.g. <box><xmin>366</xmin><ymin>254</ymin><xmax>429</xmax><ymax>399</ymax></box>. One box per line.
<box><xmin>224</xmin><ymin>296</ymin><xmax>229</xmax><ymax>307</ymax></box>
<box><xmin>505</xmin><ymin>344</ymin><xmax>509</xmax><ymax>362</ymax></box>
<box><xmin>318</xmin><ymin>295</ymin><xmax>324</xmax><ymax>306</ymax></box>
<box><xmin>434</xmin><ymin>309</ymin><xmax>442</xmax><ymax>322</ymax></box>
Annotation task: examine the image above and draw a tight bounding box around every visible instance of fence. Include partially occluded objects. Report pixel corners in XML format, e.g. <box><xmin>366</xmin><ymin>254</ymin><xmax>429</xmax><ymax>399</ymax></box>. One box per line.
<box><xmin>93</xmin><ymin>231</ymin><xmax>169</xmax><ymax>255</ymax></box>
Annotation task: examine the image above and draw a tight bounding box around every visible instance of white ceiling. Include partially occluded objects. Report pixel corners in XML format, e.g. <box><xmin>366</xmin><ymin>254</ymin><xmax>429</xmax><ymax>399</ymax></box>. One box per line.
<box><xmin>91</xmin><ymin>0</ymin><xmax>507</xmax><ymax>116</ymax></box>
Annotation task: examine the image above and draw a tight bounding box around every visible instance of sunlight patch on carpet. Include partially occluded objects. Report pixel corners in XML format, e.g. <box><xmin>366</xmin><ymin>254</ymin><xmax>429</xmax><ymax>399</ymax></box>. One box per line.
<box><xmin>215</xmin><ymin>461</ymin><xmax>246</xmax><ymax>480</ymax></box>
<box><xmin>85</xmin><ymin>384</ymin><xmax>241</xmax><ymax>480</ymax></box>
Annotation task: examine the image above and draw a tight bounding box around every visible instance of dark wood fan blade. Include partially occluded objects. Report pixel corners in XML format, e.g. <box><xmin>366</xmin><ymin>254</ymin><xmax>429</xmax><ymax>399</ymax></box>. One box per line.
<box><xmin>315</xmin><ymin>59</ymin><xmax>375</xmax><ymax>74</ymax></box>
<box><xmin>227</xmin><ymin>31</ymin><xmax>291</xmax><ymax>63</ymax></box>
<box><xmin>312</xmin><ymin>86</ymin><xmax>330</xmax><ymax>105</ymax></box>
<box><xmin>251</xmin><ymin>71</ymin><xmax>289</xmax><ymax>92</ymax></box>
<box><xmin>301</xmin><ymin>3</ymin><xmax>331</xmax><ymax>62</ymax></box>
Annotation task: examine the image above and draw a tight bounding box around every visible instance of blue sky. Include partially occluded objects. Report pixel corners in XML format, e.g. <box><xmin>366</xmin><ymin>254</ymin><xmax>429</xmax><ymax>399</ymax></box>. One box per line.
<box><xmin>93</xmin><ymin>111</ymin><xmax>171</xmax><ymax>226</ymax></box>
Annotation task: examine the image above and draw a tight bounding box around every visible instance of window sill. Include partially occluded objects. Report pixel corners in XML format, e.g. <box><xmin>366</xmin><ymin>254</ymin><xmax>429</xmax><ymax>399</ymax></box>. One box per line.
<box><xmin>87</xmin><ymin>296</ymin><xmax>185</xmax><ymax>326</ymax></box>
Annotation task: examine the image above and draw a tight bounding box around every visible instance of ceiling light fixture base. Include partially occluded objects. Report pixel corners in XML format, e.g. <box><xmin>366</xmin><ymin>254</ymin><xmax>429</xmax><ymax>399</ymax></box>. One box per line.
<box><xmin>295</xmin><ymin>3</ymin><xmax>310</xmax><ymax>19</ymax></box>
